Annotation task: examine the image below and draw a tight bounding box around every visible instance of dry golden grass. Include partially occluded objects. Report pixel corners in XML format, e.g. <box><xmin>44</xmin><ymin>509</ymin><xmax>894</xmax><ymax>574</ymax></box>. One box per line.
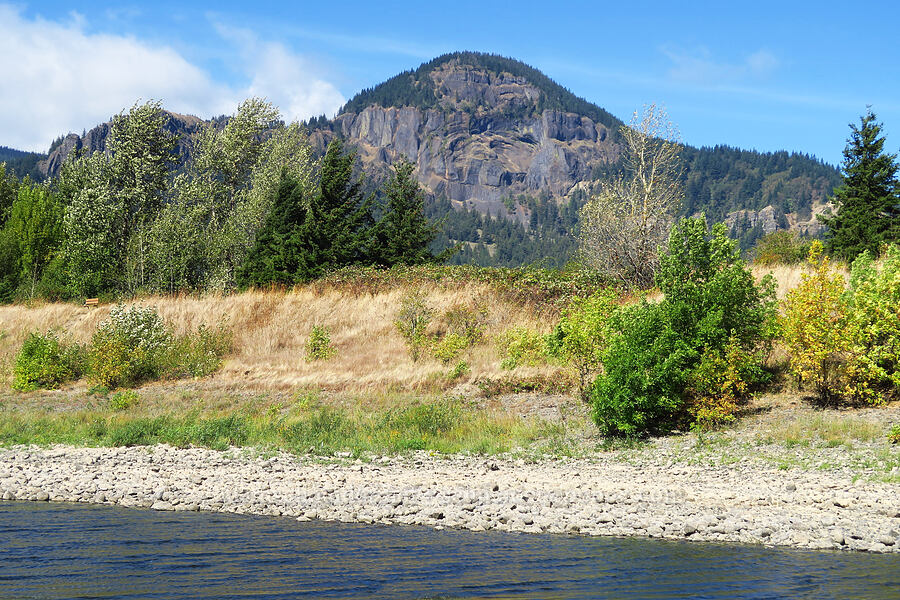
<box><xmin>752</xmin><ymin>261</ymin><xmax>849</xmax><ymax>300</ymax></box>
<box><xmin>0</xmin><ymin>283</ymin><xmax>563</xmax><ymax>393</ymax></box>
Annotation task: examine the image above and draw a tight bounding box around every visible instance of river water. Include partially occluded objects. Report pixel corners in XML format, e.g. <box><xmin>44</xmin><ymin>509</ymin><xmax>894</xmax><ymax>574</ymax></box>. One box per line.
<box><xmin>1</xmin><ymin>502</ymin><xmax>898</xmax><ymax>599</ymax></box>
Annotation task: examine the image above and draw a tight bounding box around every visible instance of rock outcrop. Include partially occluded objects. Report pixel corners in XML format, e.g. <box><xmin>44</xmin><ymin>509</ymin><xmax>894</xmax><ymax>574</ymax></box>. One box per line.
<box><xmin>38</xmin><ymin>112</ymin><xmax>205</xmax><ymax>178</ymax></box>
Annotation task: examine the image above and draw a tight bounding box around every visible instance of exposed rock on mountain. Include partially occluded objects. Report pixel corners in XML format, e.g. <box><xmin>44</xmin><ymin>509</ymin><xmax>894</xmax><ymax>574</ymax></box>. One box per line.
<box><xmin>307</xmin><ymin>55</ymin><xmax>622</xmax><ymax>222</ymax></box>
<box><xmin>38</xmin><ymin>112</ymin><xmax>205</xmax><ymax>178</ymax></box>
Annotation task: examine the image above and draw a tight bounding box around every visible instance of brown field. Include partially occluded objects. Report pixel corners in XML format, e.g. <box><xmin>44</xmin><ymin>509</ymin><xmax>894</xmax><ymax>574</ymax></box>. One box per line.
<box><xmin>0</xmin><ymin>282</ymin><xmax>566</xmax><ymax>394</ymax></box>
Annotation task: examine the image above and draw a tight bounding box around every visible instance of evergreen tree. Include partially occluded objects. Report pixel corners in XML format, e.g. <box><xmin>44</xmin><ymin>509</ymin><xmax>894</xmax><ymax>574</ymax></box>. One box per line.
<box><xmin>294</xmin><ymin>138</ymin><xmax>374</xmax><ymax>281</ymax></box>
<box><xmin>237</xmin><ymin>172</ymin><xmax>308</xmax><ymax>287</ymax></box>
<box><xmin>374</xmin><ymin>158</ymin><xmax>442</xmax><ymax>266</ymax></box>
<box><xmin>822</xmin><ymin>109</ymin><xmax>900</xmax><ymax>260</ymax></box>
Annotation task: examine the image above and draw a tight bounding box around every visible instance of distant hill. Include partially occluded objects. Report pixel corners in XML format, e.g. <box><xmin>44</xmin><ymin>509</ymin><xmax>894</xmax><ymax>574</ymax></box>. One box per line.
<box><xmin>0</xmin><ymin>146</ymin><xmax>44</xmax><ymax>180</ymax></box>
<box><xmin>8</xmin><ymin>51</ymin><xmax>841</xmax><ymax>267</ymax></box>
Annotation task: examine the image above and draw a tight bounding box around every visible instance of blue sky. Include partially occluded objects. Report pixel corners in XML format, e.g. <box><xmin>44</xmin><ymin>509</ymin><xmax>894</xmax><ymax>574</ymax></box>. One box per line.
<box><xmin>3</xmin><ymin>1</ymin><xmax>899</xmax><ymax>166</ymax></box>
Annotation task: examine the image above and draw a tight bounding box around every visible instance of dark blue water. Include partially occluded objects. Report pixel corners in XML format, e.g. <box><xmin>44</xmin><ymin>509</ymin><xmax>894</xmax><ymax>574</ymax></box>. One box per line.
<box><xmin>0</xmin><ymin>502</ymin><xmax>898</xmax><ymax>599</ymax></box>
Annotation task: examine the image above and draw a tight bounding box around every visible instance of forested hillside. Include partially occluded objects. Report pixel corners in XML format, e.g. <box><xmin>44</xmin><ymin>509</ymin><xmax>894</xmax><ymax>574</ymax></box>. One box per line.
<box><xmin>1</xmin><ymin>51</ymin><xmax>842</xmax><ymax>271</ymax></box>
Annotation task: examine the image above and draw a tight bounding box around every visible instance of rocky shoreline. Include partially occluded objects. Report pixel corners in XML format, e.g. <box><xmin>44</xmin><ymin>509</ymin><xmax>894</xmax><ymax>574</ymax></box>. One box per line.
<box><xmin>2</xmin><ymin>444</ymin><xmax>899</xmax><ymax>553</ymax></box>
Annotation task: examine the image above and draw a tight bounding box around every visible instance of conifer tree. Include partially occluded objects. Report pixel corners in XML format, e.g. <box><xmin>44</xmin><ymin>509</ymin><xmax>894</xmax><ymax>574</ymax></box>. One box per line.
<box><xmin>294</xmin><ymin>138</ymin><xmax>374</xmax><ymax>281</ymax></box>
<box><xmin>237</xmin><ymin>172</ymin><xmax>307</xmax><ymax>287</ymax></box>
<box><xmin>823</xmin><ymin>109</ymin><xmax>900</xmax><ymax>260</ymax></box>
<box><xmin>373</xmin><ymin>158</ymin><xmax>442</xmax><ymax>266</ymax></box>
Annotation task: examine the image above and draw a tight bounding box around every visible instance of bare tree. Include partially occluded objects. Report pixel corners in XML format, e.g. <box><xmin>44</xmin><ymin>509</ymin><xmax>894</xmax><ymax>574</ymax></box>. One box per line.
<box><xmin>579</xmin><ymin>104</ymin><xmax>684</xmax><ymax>288</ymax></box>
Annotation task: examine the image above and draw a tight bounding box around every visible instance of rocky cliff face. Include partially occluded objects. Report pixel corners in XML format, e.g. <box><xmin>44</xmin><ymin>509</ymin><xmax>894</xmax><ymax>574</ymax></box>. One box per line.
<box><xmin>310</xmin><ymin>60</ymin><xmax>621</xmax><ymax>222</ymax></box>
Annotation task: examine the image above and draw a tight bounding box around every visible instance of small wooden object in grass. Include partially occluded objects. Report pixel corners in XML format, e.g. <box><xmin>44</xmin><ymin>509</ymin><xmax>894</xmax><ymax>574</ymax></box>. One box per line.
<box><xmin>84</xmin><ymin>298</ymin><xmax>99</xmax><ymax>308</ymax></box>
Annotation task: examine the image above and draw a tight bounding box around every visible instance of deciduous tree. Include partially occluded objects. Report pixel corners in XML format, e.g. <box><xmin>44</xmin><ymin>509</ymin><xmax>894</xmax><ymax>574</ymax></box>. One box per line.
<box><xmin>579</xmin><ymin>104</ymin><xmax>683</xmax><ymax>288</ymax></box>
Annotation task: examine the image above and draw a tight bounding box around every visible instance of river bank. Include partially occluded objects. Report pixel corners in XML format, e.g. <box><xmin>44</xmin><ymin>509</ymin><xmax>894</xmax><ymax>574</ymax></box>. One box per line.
<box><xmin>2</xmin><ymin>443</ymin><xmax>898</xmax><ymax>554</ymax></box>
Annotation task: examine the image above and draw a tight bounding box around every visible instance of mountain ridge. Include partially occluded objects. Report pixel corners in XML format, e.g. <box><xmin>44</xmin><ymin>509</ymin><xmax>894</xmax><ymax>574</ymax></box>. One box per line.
<box><xmin>4</xmin><ymin>51</ymin><xmax>841</xmax><ymax>264</ymax></box>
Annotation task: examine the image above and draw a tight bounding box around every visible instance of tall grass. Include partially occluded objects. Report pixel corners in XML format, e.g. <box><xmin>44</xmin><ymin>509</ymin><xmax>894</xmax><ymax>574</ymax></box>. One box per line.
<box><xmin>0</xmin><ymin>396</ymin><xmax>575</xmax><ymax>457</ymax></box>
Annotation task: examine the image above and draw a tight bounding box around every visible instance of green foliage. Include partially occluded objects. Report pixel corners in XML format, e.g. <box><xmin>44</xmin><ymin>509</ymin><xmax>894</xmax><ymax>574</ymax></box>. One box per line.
<box><xmin>822</xmin><ymin>109</ymin><xmax>900</xmax><ymax>261</ymax></box>
<box><xmin>89</xmin><ymin>304</ymin><xmax>171</xmax><ymax>388</ymax></box>
<box><xmin>160</xmin><ymin>322</ymin><xmax>233</xmax><ymax>379</ymax></box>
<box><xmin>373</xmin><ymin>158</ymin><xmax>444</xmax><ymax>266</ymax></box>
<box><xmin>58</xmin><ymin>101</ymin><xmax>176</xmax><ymax>296</ymax></box>
<box><xmin>685</xmin><ymin>335</ymin><xmax>768</xmax><ymax>430</ymax></box>
<box><xmin>546</xmin><ymin>290</ymin><xmax>616</xmax><ymax>398</ymax></box>
<box><xmin>293</xmin><ymin>138</ymin><xmax>375</xmax><ymax>282</ymax></box>
<box><xmin>12</xmin><ymin>331</ymin><xmax>85</xmax><ymax>391</ymax></box>
<box><xmin>592</xmin><ymin>217</ymin><xmax>777</xmax><ymax>436</ymax></box>
<box><xmin>752</xmin><ymin>230</ymin><xmax>813</xmax><ymax>265</ymax></box>
<box><xmin>446</xmin><ymin>360</ymin><xmax>471</xmax><ymax>381</ymax></box>
<box><xmin>305</xmin><ymin>325</ymin><xmax>336</xmax><ymax>361</ymax></box>
<box><xmin>498</xmin><ymin>327</ymin><xmax>547</xmax><ymax>370</ymax></box>
<box><xmin>844</xmin><ymin>246</ymin><xmax>900</xmax><ymax>402</ymax></box>
<box><xmin>395</xmin><ymin>291</ymin><xmax>433</xmax><ymax>361</ymax></box>
<box><xmin>889</xmin><ymin>424</ymin><xmax>900</xmax><ymax>444</ymax></box>
<box><xmin>0</xmin><ymin>182</ymin><xmax>64</xmax><ymax>300</ymax></box>
<box><xmin>782</xmin><ymin>242</ymin><xmax>900</xmax><ymax>405</ymax></box>
<box><xmin>441</xmin><ymin>302</ymin><xmax>488</xmax><ymax>343</ymax></box>
<box><xmin>432</xmin><ymin>332</ymin><xmax>469</xmax><ymax>364</ymax></box>
<box><xmin>237</xmin><ymin>171</ymin><xmax>308</xmax><ymax>287</ymax></box>
<box><xmin>109</xmin><ymin>389</ymin><xmax>139</xmax><ymax>411</ymax></box>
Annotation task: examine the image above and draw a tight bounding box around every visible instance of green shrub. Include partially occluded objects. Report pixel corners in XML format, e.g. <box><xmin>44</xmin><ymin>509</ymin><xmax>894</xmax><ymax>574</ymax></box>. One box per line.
<box><xmin>305</xmin><ymin>325</ymin><xmax>335</xmax><ymax>361</ymax></box>
<box><xmin>781</xmin><ymin>242</ymin><xmax>851</xmax><ymax>402</ymax></box>
<box><xmin>446</xmin><ymin>360</ymin><xmax>471</xmax><ymax>381</ymax></box>
<box><xmin>395</xmin><ymin>291</ymin><xmax>432</xmax><ymax>361</ymax></box>
<box><xmin>546</xmin><ymin>289</ymin><xmax>616</xmax><ymax>399</ymax></box>
<box><xmin>782</xmin><ymin>243</ymin><xmax>900</xmax><ymax>405</ymax></box>
<box><xmin>432</xmin><ymin>332</ymin><xmax>469</xmax><ymax>364</ymax></box>
<box><xmin>90</xmin><ymin>304</ymin><xmax>171</xmax><ymax>388</ymax></box>
<box><xmin>592</xmin><ymin>217</ymin><xmax>777</xmax><ymax>436</ymax></box>
<box><xmin>161</xmin><ymin>322</ymin><xmax>233</xmax><ymax>379</ymax></box>
<box><xmin>12</xmin><ymin>331</ymin><xmax>85</xmax><ymax>391</ymax></box>
<box><xmin>685</xmin><ymin>335</ymin><xmax>769</xmax><ymax>430</ymax></box>
<box><xmin>498</xmin><ymin>326</ymin><xmax>547</xmax><ymax>370</ymax></box>
<box><xmin>591</xmin><ymin>302</ymin><xmax>687</xmax><ymax>436</ymax></box>
<box><xmin>889</xmin><ymin>424</ymin><xmax>900</xmax><ymax>444</ymax></box>
<box><xmin>441</xmin><ymin>302</ymin><xmax>488</xmax><ymax>343</ymax></box>
<box><xmin>844</xmin><ymin>246</ymin><xmax>900</xmax><ymax>404</ymax></box>
<box><xmin>752</xmin><ymin>231</ymin><xmax>812</xmax><ymax>266</ymax></box>
<box><xmin>109</xmin><ymin>389</ymin><xmax>139</xmax><ymax>411</ymax></box>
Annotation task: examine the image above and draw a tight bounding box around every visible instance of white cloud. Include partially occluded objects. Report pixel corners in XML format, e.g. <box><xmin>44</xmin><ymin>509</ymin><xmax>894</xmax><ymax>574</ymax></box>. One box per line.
<box><xmin>662</xmin><ymin>46</ymin><xmax>779</xmax><ymax>86</ymax></box>
<box><xmin>0</xmin><ymin>5</ymin><xmax>345</xmax><ymax>152</ymax></box>
<box><xmin>214</xmin><ymin>23</ymin><xmax>346</xmax><ymax>122</ymax></box>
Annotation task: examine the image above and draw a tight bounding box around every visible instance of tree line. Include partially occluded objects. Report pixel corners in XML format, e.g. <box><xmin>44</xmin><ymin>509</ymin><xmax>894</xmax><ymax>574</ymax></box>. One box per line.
<box><xmin>0</xmin><ymin>99</ymin><xmax>443</xmax><ymax>302</ymax></box>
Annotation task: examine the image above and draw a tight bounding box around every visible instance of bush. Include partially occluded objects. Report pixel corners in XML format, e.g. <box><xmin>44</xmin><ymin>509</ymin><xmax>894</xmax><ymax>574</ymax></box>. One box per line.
<box><xmin>685</xmin><ymin>335</ymin><xmax>769</xmax><ymax>430</ymax></box>
<box><xmin>90</xmin><ymin>305</ymin><xmax>171</xmax><ymax>388</ymax></box>
<box><xmin>752</xmin><ymin>231</ymin><xmax>813</xmax><ymax>266</ymax></box>
<box><xmin>305</xmin><ymin>325</ymin><xmax>336</xmax><ymax>361</ymax></box>
<box><xmin>161</xmin><ymin>322</ymin><xmax>233</xmax><ymax>379</ymax></box>
<box><xmin>498</xmin><ymin>327</ymin><xmax>547</xmax><ymax>370</ymax></box>
<box><xmin>109</xmin><ymin>389</ymin><xmax>139</xmax><ymax>411</ymax></box>
<box><xmin>441</xmin><ymin>302</ymin><xmax>488</xmax><ymax>343</ymax></box>
<box><xmin>781</xmin><ymin>242</ymin><xmax>852</xmax><ymax>402</ymax></box>
<box><xmin>546</xmin><ymin>290</ymin><xmax>616</xmax><ymax>399</ymax></box>
<box><xmin>843</xmin><ymin>246</ymin><xmax>900</xmax><ymax>404</ymax></box>
<box><xmin>432</xmin><ymin>332</ymin><xmax>469</xmax><ymax>364</ymax></box>
<box><xmin>13</xmin><ymin>331</ymin><xmax>85</xmax><ymax>391</ymax></box>
<box><xmin>889</xmin><ymin>424</ymin><xmax>900</xmax><ymax>445</ymax></box>
<box><xmin>395</xmin><ymin>291</ymin><xmax>432</xmax><ymax>361</ymax></box>
<box><xmin>592</xmin><ymin>217</ymin><xmax>777</xmax><ymax>436</ymax></box>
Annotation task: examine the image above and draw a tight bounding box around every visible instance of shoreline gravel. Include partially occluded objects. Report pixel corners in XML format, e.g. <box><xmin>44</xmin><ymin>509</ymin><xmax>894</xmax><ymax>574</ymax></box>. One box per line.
<box><xmin>2</xmin><ymin>444</ymin><xmax>899</xmax><ymax>553</ymax></box>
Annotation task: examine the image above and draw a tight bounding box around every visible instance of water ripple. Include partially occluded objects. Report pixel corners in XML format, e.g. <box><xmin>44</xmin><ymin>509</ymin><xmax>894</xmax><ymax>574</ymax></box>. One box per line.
<box><xmin>0</xmin><ymin>502</ymin><xmax>898</xmax><ymax>599</ymax></box>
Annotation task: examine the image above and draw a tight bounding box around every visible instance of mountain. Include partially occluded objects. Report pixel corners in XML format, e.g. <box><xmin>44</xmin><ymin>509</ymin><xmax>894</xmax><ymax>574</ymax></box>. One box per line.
<box><xmin>0</xmin><ymin>146</ymin><xmax>44</xmax><ymax>180</ymax></box>
<box><xmin>305</xmin><ymin>52</ymin><xmax>840</xmax><ymax>261</ymax></box>
<box><xmin>13</xmin><ymin>51</ymin><xmax>841</xmax><ymax>266</ymax></box>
